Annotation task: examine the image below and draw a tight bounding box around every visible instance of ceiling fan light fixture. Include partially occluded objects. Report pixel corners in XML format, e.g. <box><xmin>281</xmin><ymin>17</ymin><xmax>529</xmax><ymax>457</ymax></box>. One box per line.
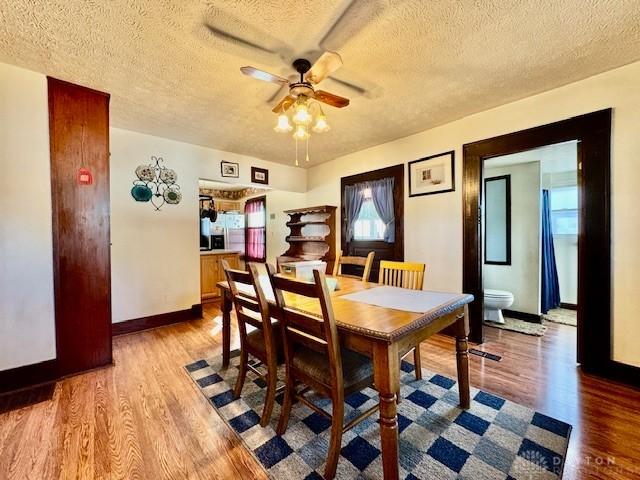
<box><xmin>312</xmin><ymin>111</ymin><xmax>330</xmax><ymax>133</ymax></box>
<box><xmin>293</xmin><ymin>124</ymin><xmax>310</xmax><ymax>141</ymax></box>
<box><xmin>292</xmin><ymin>99</ymin><xmax>312</xmax><ymax>125</ymax></box>
<box><xmin>274</xmin><ymin>113</ymin><xmax>293</xmax><ymax>133</ymax></box>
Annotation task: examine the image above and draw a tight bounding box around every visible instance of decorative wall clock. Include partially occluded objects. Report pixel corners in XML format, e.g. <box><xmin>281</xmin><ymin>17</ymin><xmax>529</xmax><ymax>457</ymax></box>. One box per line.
<box><xmin>131</xmin><ymin>156</ymin><xmax>182</xmax><ymax>210</ymax></box>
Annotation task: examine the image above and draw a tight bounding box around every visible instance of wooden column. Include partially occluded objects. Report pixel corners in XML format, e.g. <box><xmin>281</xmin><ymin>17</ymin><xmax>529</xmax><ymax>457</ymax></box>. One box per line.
<box><xmin>48</xmin><ymin>78</ymin><xmax>112</xmax><ymax>376</ymax></box>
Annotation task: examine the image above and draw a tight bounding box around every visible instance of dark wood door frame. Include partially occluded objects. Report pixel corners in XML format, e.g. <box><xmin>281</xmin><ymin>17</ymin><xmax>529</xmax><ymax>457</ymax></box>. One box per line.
<box><xmin>340</xmin><ymin>164</ymin><xmax>404</xmax><ymax>281</ymax></box>
<box><xmin>462</xmin><ymin>109</ymin><xmax>632</xmax><ymax>382</ymax></box>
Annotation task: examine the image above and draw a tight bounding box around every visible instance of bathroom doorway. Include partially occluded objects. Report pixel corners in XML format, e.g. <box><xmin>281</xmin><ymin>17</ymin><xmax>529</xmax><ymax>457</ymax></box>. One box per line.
<box><xmin>481</xmin><ymin>142</ymin><xmax>578</xmax><ymax>337</ymax></box>
<box><xmin>462</xmin><ymin>109</ymin><xmax>616</xmax><ymax>377</ymax></box>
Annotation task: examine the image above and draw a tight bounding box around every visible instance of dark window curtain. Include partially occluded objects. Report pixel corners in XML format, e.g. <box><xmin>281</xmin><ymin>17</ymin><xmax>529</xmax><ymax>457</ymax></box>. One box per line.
<box><xmin>368</xmin><ymin>177</ymin><xmax>395</xmax><ymax>243</ymax></box>
<box><xmin>245</xmin><ymin>197</ymin><xmax>266</xmax><ymax>262</ymax></box>
<box><xmin>344</xmin><ymin>184</ymin><xmax>365</xmax><ymax>242</ymax></box>
<box><xmin>541</xmin><ymin>190</ymin><xmax>561</xmax><ymax>313</ymax></box>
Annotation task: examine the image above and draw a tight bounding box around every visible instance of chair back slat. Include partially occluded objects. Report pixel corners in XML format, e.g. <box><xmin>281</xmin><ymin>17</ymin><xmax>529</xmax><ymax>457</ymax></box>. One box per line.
<box><xmin>378</xmin><ymin>260</ymin><xmax>426</xmax><ymax>291</ymax></box>
<box><xmin>235</xmin><ymin>294</ymin><xmax>261</xmax><ymax>314</ymax></box>
<box><xmin>286</xmin><ymin>326</ymin><xmax>328</xmax><ymax>351</ymax></box>
<box><xmin>270</xmin><ymin>274</ymin><xmax>319</xmax><ymax>298</ymax></box>
<box><xmin>332</xmin><ymin>251</ymin><xmax>375</xmax><ymax>282</ymax></box>
<box><xmin>281</xmin><ymin>308</ymin><xmax>326</xmax><ymax>341</ymax></box>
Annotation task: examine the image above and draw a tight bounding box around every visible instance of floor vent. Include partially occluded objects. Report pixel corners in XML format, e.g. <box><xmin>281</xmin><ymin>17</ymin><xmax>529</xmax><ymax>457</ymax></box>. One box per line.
<box><xmin>469</xmin><ymin>349</ymin><xmax>502</xmax><ymax>362</ymax></box>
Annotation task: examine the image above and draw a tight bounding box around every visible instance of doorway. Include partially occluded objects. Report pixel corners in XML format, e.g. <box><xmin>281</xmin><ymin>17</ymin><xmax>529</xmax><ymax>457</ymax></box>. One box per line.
<box><xmin>463</xmin><ymin>109</ymin><xmax>612</xmax><ymax>376</ymax></box>
<box><xmin>481</xmin><ymin>142</ymin><xmax>578</xmax><ymax>340</ymax></box>
<box><xmin>340</xmin><ymin>164</ymin><xmax>404</xmax><ymax>281</ymax></box>
<box><xmin>198</xmin><ymin>180</ymin><xmax>269</xmax><ymax>302</ymax></box>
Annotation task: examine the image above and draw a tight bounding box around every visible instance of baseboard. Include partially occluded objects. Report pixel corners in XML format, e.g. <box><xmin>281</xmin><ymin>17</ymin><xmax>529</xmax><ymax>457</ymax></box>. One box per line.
<box><xmin>112</xmin><ymin>304</ymin><xmax>203</xmax><ymax>336</ymax></box>
<box><xmin>0</xmin><ymin>359</ymin><xmax>58</xmax><ymax>395</ymax></box>
<box><xmin>583</xmin><ymin>360</ymin><xmax>640</xmax><ymax>390</ymax></box>
<box><xmin>560</xmin><ymin>302</ymin><xmax>578</xmax><ymax>311</ymax></box>
<box><xmin>503</xmin><ymin>309</ymin><xmax>542</xmax><ymax>324</ymax></box>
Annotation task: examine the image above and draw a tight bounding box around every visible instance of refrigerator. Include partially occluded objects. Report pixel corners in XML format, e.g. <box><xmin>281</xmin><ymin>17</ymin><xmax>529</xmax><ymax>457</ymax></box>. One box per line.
<box><xmin>208</xmin><ymin>212</ymin><xmax>245</xmax><ymax>253</ymax></box>
<box><xmin>225</xmin><ymin>213</ymin><xmax>245</xmax><ymax>254</ymax></box>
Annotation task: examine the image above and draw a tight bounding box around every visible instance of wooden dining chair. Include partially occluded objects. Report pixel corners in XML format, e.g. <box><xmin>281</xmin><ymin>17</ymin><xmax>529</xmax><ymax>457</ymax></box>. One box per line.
<box><xmin>378</xmin><ymin>260</ymin><xmax>426</xmax><ymax>380</ymax></box>
<box><xmin>332</xmin><ymin>250</ymin><xmax>375</xmax><ymax>282</ymax></box>
<box><xmin>222</xmin><ymin>260</ymin><xmax>283</xmax><ymax>427</ymax></box>
<box><xmin>266</xmin><ymin>264</ymin><xmax>378</xmax><ymax>480</ymax></box>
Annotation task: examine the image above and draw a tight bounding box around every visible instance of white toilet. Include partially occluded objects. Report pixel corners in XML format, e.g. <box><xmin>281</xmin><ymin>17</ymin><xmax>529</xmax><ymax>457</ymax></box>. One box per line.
<box><xmin>484</xmin><ymin>289</ymin><xmax>514</xmax><ymax>324</ymax></box>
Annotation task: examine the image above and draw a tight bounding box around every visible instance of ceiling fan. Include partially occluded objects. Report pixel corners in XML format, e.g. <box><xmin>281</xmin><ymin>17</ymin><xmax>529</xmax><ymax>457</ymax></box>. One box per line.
<box><xmin>240</xmin><ymin>52</ymin><xmax>350</xmax><ymax>113</ymax></box>
<box><xmin>202</xmin><ymin>0</ymin><xmax>386</xmax><ymax>101</ymax></box>
<box><xmin>240</xmin><ymin>52</ymin><xmax>349</xmax><ymax>166</ymax></box>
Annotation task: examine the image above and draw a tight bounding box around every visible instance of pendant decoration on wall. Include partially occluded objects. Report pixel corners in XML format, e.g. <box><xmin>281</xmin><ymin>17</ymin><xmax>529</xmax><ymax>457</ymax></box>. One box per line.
<box><xmin>131</xmin><ymin>156</ymin><xmax>181</xmax><ymax>210</ymax></box>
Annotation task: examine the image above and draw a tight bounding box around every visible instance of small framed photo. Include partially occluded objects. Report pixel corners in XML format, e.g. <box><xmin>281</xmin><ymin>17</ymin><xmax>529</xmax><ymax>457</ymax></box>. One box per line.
<box><xmin>408</xmin><ymin>151</ymin><xmax>455</xmax><ymax>197</ymax></box>
<box><xmin>220</xmin><ymin>161</ymin><xmax>239</xmax><ymax>178</ymax></box>
<box><xmin>251</xmin><ymin>166</ymin><xmax>269</xmax><ymax>185</ymax></box>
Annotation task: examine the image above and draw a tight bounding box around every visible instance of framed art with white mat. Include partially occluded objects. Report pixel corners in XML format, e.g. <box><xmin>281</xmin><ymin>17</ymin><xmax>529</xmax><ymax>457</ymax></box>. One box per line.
<box><xmin>408</xmin><ymin>150</ymin><xmax>455</xmax><ymax>196</ymax></box>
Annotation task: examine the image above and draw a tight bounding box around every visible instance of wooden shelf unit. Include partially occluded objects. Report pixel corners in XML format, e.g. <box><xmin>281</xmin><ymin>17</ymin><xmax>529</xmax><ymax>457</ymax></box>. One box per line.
<box><xmin>278</xmin><ymin>205</ymin><xmax>337</xmax><ymax>273</ymax></box>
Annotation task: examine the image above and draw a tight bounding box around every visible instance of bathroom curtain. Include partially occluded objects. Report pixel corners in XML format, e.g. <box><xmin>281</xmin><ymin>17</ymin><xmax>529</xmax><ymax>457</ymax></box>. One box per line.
<box><xmin>368</xmin><ymin>177</ymin><xmax>396</xmax><ymax>243</ymax></box>
<box><xmin>541</xmin><ymin>190</ymin><xmax>561</xmax><ymax>313</ymax></box>
<box><xmin>344</xmin><ymin>183</ymin><xmax>365</xmax><ymax>242</ymax></box>
<box><xmin>245</xmin><ymin>197</ymin><xmax>266</xmax><ymax>262</ymax></box>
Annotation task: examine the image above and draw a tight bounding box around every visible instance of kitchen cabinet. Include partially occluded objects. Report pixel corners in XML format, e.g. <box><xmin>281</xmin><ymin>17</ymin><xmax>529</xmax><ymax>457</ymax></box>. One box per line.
<box><xmin>201</xmin><ymin>251</ymin><xmax>240</xmax><ymax>301</ymax></box>
<box><xmin>215</xmin><ymin>200</ymin><xmax>241</xmax><ymax>212</ymax></box>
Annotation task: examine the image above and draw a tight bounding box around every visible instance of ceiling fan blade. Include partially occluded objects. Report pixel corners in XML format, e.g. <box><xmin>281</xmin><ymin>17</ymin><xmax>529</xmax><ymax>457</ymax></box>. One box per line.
<box><xmin>272</xmin><ymin>95</ymin><xmax>295</xmax><ymax>113</ymax></box>
<box><xmin>203</xmin><ymin>23</ymin><xmax>276</xmax><ymax>54</ymax></box>
<box><xmin>241</xmin><ymin>66</ymin><xmax>290</xmax><ymax>85</ymax></box>
<box><xmin>267</xmin><ymin>74</ymin><xmax>298</xmax><ymax>103</ymax></box>
<box><xmin>267</xmin><ymin>85</ymin><xmax>286</xmax><ymax>103</ymax></box>
<box><xmin>314</xmin><ymin>90</ymin><xmax>350</xmax><ymax>108</ymax></box>
<box><xmin>201</xmin><ymin>6</ymin><xmax>293</xmax><ymax>62</ymax></box>
<box><xmin>305</xmin><ymin>51</ymin><xmax>343</xmax><ymax>85</ymax></box>
<box><xmin>319</xmin><ymin>0</ymin><xmax>386</xmax><ymax>51</ymax></box>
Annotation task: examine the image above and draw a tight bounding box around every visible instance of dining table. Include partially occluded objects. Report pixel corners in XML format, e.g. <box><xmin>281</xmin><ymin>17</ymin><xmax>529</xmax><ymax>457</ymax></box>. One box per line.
<box><xmin>217</xmin><ymin>275</ymin><xmax>474</xmax><ymax>480</ymax></box>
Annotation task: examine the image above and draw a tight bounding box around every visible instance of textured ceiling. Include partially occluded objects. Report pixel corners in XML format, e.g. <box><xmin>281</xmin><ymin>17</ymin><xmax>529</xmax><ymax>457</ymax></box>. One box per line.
<box><xmin>1</xmin><ymin>1</ymin><xmax>640</xmax><ymax>167</ymax></box>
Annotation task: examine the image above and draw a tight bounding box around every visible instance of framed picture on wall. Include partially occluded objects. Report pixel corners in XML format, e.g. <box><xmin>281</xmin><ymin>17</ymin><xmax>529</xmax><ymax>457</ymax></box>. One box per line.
<box><xmin>251</xmin><ymin>166</ymin><xmax>269</xmax><ymax>185</ymax></box>
<box><xmin>220</xmin><ymin>161</ymin><xmax>239</xmax><ymax>178</ymax></box>
<box><xmin>408</xmin><ymin>150</ymin><xmax>455</xmax><ymax>197</ymax></box>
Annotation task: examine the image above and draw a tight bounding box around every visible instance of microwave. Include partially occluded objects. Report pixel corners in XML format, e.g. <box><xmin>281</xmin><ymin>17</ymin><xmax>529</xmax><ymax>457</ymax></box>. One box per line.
<box><xmin>210</xmin><ymin>234</ymin><xmax>225</xmax><ymax>249</ymax></box>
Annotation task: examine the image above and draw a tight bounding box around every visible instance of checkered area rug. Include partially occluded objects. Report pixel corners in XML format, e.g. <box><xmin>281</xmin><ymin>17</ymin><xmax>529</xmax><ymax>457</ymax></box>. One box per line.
<box><xmin>185</xmin><ymin>354</ymin><xmax>571</xmax><ymax>479</ymax></box>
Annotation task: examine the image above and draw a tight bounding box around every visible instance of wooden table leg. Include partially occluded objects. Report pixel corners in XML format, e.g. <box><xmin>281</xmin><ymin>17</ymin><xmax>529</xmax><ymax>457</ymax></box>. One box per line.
<box><xmin>373</xmin><ymin>341</ymin><xmax>400</xmax><ymax>480</ymax></box>
<box><xmin>455</xmin><ymin>305</ymin><xmax>471</xmax><ymax>409</ymax></box>
<box><xmin>221</xmin><ymin>289</ymin><xmax>232</xmax><ymax>367</ymax></box>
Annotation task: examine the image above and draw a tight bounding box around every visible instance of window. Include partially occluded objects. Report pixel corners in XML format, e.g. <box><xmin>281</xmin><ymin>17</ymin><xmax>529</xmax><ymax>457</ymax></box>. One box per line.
<box><xmin>353</xmin><ymin>196</ymin><xmax>386</xmax><ymax>241</ymax></box>
<box><xmin>245</xmin><ymin>196</ymin><xmax>266</xmax><ymax>262</ymax></box>
<box><xmin>550</xmin><ymin>186</ymin><xmax>578</xmax><ymax>235</ymax></box>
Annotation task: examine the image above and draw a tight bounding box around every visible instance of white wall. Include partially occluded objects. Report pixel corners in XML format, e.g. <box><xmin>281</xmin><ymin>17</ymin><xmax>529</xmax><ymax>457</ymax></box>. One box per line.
<box><xmin>483</xmin><ymin>162</ymin><xmax>541</xmax><ymax>315</ymax></box>
<box><xmin>264</xmin><ymin>190</ymin><xmax>306</xmax><ymax>266</ymax></box>
<box><xmin>110</xmin><ymin>128</ymin><xmax>306</xmax><ymax>323</ymax></box>
<box><xmin>307</xmin><ymin>61</ymin><xmax>640</xmax><ymax>367</ymax></box>
<box><xmin>0</xmin><ymin>64</ymin><xmax>56</xmax><ymax>370</ymax></box>
<box><xmin>554</xmin><ymin>235</ymin><xmax>578</xmax><ymax>305</ymax></box>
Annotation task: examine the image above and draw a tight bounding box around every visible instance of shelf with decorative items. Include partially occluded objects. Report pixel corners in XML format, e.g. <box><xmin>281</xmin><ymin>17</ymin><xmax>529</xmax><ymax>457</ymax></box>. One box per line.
<box><xmin>131</xmin><ymin>156</ymin><xmax>181</xmax><ymax>211</ymax></box>
<box><xmin>278</xmin><ymin>205</ymin><xmax>337</xmax><ymax>273</ymax></box>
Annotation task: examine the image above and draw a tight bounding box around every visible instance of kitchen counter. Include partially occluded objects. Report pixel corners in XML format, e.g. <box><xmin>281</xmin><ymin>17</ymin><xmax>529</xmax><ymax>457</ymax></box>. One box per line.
<box><xmin>200</xmin><ymin>250</ymin><xmax>242</xmax><ymax>255</ymax></box>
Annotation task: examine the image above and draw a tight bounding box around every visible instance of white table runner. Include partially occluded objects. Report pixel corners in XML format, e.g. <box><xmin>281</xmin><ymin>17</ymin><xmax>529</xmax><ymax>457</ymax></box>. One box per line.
<box><xmin>339</xmin><ymin>285</ymin><xmax>462</xmax><ymax>313</ymax></box>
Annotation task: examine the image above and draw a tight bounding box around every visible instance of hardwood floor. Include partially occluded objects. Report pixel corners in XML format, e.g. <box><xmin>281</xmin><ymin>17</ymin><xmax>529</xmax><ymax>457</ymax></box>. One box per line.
<box><xmin>1</xmin><ymin>304</ymin><xmax>639</xmax><ymax>479</ymax></box>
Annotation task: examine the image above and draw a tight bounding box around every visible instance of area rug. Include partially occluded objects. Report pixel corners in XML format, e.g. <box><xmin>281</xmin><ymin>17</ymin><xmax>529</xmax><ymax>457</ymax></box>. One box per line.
<box><xmin>543</xmin><ymin>309</ymin><xmax>577</xmax><ymax>327</ymax></box>
<box><xmin>186</xmin><ymin>354</ymin><xmax>571</xmax><ymax>479</ymax></box>
<box><xmin>484</xmin><ymin>317</ymin><xmax>547</xmax><ymax>336</ymax></box>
